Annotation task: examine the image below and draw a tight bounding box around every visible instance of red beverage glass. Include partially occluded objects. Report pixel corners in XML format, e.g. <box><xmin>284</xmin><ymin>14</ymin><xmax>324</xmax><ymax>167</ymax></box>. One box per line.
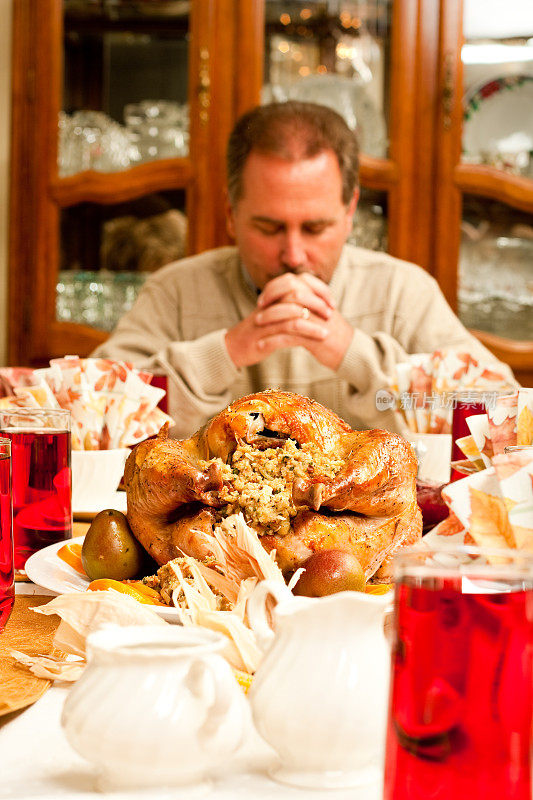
<box><xmin>449</xmin><ymin>390</ymin><xmax>491</xmax><ymax>482</ymax></box>
<box><xmin>149</xmin><ymin>373</ymin><xmax>168</xmax><ymax>414</ymax></box>
<box><xmin>384</xmin><ymin>546</ymin><xmax>533</xmax><ymax>800</ymax></box>
<box><xmin>0</xmin><ymin>408</ymin><xmax>71</xmax><ymax>575</ymax></box>
<box><xmin>0</xmin><ymin>438</ymin><xmax>14</xmax><ymax>631</ymax></box>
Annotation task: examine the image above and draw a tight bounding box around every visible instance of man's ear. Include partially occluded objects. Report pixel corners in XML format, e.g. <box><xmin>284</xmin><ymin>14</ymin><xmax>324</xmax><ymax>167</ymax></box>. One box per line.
<box><xmin>345</xmin><ymin>188</ymin><xmax>359</xmax><ymax>235</ymax></box>
<box><xmin>225</xmin><ymin>192</ymin><xmax>236</xmax><ymax>240</ymax></box>
<box><xmin>347</xmin><ymin>188</ymin><xmax>359</xmax><ymax>217</ymax></box>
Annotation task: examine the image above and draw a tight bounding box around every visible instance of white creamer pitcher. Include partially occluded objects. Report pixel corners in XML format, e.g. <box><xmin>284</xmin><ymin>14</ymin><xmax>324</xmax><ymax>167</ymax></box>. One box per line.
<box><xmin>247</xmin><ymin>580</ymin><xmax>391</xmax><ymax>790</ymax></box>
<box><xmin>61</xmin><ymin>624</ymin><xmax>249</xmax><ymax>792</ymax></box>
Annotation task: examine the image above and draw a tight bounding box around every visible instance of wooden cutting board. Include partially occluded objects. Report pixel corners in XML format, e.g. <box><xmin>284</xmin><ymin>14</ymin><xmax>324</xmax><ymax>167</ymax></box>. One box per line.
<box><xmin>0</xmin><ymin>595</ymin><xmax>61</xmax><ymax>719</ymax></box>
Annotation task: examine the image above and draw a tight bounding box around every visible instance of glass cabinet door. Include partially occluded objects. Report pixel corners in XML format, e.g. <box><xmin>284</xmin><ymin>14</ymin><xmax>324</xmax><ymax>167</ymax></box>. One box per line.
<box><xmin>56</xmin><ymin>190</ymin><xmax>187</xmax><ymax>332</ymax></box>
<box><xmin>459</xmin><ymin>196</ymin><xmax>533</xmax><ymax>341</ymax></box>
<box><xmin>458</xmin><ymin>0</ymin><xmax>533</xmax><ymax>341</ymax></box>
<box><xmin>262</xmin><ymin>0</ymin><xmax>391</xmax><ymax>159</ymax></box>
<box><xmin>55</xmin><ymin>1</ymin><xmax>192</xmax><ymax>334</ymax></box>
<box><xmin>61</xmin><ymin>1</ymin><xmax>190</xmax><ymax>176</ymax></box>
<box><xmin>461</xmin><ymin>1</ymin><xmax>533</xmax><ymax>175</ymax></box>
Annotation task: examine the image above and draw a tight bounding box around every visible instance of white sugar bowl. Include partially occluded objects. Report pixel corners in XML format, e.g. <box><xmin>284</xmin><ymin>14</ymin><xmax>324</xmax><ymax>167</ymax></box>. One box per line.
<box><xmin>61</xmin><ymin>624</ymin><xmax>249</xmax><ymax>792</ymax></box>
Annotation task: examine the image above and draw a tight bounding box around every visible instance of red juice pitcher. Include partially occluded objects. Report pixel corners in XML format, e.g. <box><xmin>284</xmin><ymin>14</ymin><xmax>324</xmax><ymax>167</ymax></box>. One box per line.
<box><xmin>0</xmin><ymin>408</ymin><xmax>72</xmax><ymax>576</ymax></box>
<box><xmin>0</xmin><ymin>438</ymin><xmax>14</xmax><ymax>631</ymax></box>
<box><xmin>384</xmin><ymin>546</ymin><xmax>533</xmax><ymax>800</ymax></box>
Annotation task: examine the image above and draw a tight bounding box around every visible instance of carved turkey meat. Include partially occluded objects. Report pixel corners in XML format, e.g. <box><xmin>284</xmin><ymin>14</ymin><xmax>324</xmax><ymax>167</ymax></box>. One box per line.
<box><xmin>124</xmin><ymin>390</ymin><xmax>422</xmax><ymax>582</ymax></box>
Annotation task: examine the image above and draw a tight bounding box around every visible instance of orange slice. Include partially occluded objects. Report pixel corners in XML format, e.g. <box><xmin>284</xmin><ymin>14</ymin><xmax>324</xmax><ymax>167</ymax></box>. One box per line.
<box><xmin>57</xmin><ymin>542</ymin><xmax>86</xmax><ymax>576</ymax></box>
<box><xmin>87</xmin><ymin>579</ymin><xmax>165</xmax><ymax>605</ymax></box>
<box><xmin>365</xmin><ymin>583</ymin><xmax>394</xmax><ymax>595</ymax></box>
<box><xmin>126</xmin><ymin>580</ymin><xmax>166</xmax><ymax>603</ymax></box>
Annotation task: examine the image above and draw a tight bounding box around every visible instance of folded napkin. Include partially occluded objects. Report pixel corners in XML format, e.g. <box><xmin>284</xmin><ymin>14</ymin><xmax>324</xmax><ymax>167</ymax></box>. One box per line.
<box><xmin>390</xmin><ymin>349</ymin><xmax>515</xmax><ymax>434</ymax></box>
<box><xmin>0</xmin><ymin>357</ymin><xmax>174</xmax><ymax>450</ymax></box>
<box><xmin>437</xmin><ymin>448</ymin><xmax>533</xmax><ymax>555</ymax></box>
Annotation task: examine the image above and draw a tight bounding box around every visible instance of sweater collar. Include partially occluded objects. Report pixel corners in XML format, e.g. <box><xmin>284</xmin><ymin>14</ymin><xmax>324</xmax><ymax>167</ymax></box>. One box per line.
<box><xmin>326</xmin><ymin>245</ymin><xmax>351</xmax><ymax>302</ymax></box>
<box><xmin>240</xmin><ymin>262</ymin><xmax>260</xmax><ymax>297</ymax></box>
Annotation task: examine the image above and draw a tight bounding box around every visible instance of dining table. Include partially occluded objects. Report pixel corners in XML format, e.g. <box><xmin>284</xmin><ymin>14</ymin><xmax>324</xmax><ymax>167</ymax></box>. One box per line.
<box><xmin>1</xmin><ymin>522</ymin><xmax>384</xmax><ymax>800</ymax></box>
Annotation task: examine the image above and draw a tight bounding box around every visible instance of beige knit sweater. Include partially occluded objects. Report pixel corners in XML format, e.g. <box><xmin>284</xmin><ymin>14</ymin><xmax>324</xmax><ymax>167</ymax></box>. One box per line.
<box><xmin>93</xmin><ymin>244</ymin><xmax>515</xmax><ymax>437</ymax></box>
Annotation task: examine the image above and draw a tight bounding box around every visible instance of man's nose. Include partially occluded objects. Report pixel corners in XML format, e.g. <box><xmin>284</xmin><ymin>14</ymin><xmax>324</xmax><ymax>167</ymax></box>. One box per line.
<box><xmin>280</xmin><ymin>231</ymin><xmax>306</xmax><ymax>270</ymax></box>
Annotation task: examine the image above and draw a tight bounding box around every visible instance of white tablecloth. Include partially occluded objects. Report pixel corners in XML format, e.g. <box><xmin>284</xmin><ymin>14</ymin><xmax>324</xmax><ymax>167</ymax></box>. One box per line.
<box><xmin>1</xmin><ymin>685</ymin><xmax>382</xmax><ymax>800</ymax></box>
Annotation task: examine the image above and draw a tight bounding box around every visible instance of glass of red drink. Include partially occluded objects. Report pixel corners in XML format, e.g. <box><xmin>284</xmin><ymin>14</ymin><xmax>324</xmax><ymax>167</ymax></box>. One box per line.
<box><xmin>384</xmin><ymin>546</ymin><xmax>533</xmax><ymax>800</ymax></box>
<box><xmin>449</xmin><ymin>390</ymin><xmax>494</xmax><ymax>482</ymax></box>
<box><xmin>148</xmin><ymin>373</ymin><xmax>168</xmax><ymax>414</ymax></box>
<box><xmin>0</xmin><ymin>408</ymin><xmax>71</xmax><ymax>576</ymax></box>
<box><xmin>0</xmin><ymin>438</ymin><xmax>14</xmax><ymax>631</ymax></box>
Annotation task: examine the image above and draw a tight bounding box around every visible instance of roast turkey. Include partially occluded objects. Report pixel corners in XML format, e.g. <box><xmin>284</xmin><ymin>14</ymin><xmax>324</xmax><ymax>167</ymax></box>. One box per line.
<box><xmin>124</xmin><ymin>390</ymin><xmax>422</xmax><ymax>581</ymax></box>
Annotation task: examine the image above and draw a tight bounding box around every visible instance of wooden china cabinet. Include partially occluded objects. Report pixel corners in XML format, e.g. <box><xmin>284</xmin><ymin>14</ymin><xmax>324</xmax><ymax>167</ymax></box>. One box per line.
<box><xmin>9</xmin><ymin>0</ymin><xmax>533</xmax><ymax>384</ymax></box>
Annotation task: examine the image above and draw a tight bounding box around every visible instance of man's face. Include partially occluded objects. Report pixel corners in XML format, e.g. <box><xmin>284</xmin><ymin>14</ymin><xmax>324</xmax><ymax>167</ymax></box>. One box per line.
<box><xmin>226</xmin><ymin>150</ymin><xmax>358</xmax><ymax>289</ymax></box>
